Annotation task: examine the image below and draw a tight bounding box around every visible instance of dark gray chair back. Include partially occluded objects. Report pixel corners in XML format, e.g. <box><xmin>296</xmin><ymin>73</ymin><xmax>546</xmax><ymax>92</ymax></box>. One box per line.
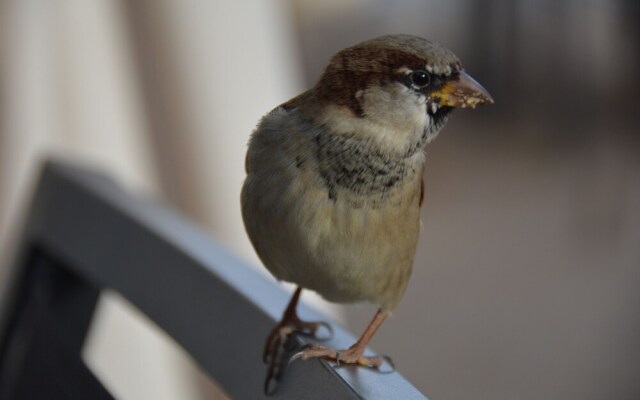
<box><xmin>0</xmin><ymin>161</ymin><xmax>426</xmax><ymax>399</ymax></box>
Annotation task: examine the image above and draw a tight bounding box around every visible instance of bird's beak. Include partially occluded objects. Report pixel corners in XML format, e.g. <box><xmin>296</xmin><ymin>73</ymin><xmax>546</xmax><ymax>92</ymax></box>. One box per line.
<box><xmin>430</xmin><ymin>70</ymin><xmax>494</xmax><ymax>108</ymax></box>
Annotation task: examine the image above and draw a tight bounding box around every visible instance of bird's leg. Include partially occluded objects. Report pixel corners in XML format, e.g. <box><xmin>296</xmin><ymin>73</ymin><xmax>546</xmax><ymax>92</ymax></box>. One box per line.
<box><xmin>291</xmin><ymin>308</ymin><xmax>388</xmax><ymax>368</ymax></box>
<box><xmin>263</xmin><ymin>287</ymin><xmax>332</xmax><ymax>362</ymax></box>
<box><xmin>263</xmin><ymin>287</ymin><xmax>332</xmax><ymax>394</ymax></box>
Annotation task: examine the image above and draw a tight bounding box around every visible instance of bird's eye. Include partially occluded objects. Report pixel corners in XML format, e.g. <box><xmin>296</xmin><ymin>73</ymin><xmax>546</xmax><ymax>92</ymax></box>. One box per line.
<box><xmin>410</xmin><ymin>70</ymin><xmax>431</xmax><ymax>88</ymax></box>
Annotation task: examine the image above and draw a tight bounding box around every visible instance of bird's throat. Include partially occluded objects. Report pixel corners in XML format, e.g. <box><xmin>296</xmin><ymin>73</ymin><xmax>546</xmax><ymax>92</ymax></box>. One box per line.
<box><xmin>314</xmin><ymin>128</ymin><xmax>422</xmax><ymax>208</ymax></box>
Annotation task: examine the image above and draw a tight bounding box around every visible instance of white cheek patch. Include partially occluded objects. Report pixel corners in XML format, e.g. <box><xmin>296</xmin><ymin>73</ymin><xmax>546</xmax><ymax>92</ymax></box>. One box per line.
<box><xmin>319</xmin><ymin>84</ymin><xmax>429</xmax><ymax>155</ymax></box>
<box><xmin>360</xmin><ymin>84</ymin><xmax>426</xmax><ymax>129</ymax></box>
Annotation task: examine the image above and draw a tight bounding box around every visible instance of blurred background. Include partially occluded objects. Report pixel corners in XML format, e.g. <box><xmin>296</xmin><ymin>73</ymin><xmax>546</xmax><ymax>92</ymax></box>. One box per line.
<box><xmin>1</xmin><ymin>1</ymin><xmax>639</xmax><ymax>399</ymax></box>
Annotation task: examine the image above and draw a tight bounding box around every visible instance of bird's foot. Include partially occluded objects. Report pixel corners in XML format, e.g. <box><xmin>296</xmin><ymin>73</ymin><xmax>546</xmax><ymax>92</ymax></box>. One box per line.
<box><xmin>263</xmin><ymin>317</ymin><xmax>332</xmax><ymax>364</ymax></box>
<box><xmin>263</xmin><ymin>317</ymin><xmax>333</xmax><ymax>395</ymax></box>
<box><xmin>290</xmin><ymin>343</ymin><xmax>385</xmax><ymax>368</ymax></box>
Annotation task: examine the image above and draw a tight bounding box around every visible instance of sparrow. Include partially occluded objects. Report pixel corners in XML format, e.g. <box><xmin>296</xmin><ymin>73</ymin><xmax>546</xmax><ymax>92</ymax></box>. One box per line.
<box><xmin>241</xmin><ymin>34</ymin><xmax>493</xmax><ymax>393</ymax></box>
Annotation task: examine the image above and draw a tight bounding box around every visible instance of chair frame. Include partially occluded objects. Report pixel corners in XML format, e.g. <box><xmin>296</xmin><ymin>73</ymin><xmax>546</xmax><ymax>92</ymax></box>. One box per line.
<box><xmin>0</xmin><ymin>161</ymin><xmax>426</xmax><ymax>399</ymax></box>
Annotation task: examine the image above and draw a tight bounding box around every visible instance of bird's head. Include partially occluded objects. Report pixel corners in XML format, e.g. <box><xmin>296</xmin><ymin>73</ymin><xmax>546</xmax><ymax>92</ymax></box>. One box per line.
<box><xmin>304</xmin><ymin>34</ymin><xmax>493</xmax><ymax>155</ymax></box>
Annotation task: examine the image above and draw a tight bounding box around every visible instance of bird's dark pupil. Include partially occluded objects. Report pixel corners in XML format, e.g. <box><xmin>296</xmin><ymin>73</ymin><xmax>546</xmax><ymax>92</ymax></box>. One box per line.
<box><xmin>411</xmin><ymin>70</ymin><xmax>430</xmax><ymax>87</ymax></box>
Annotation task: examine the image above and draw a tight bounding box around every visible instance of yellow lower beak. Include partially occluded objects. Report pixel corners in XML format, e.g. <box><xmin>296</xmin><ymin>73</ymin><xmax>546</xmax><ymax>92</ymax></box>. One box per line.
<box><xmin>430</xmin><ymin>70</ymin><xmax>494</xmax><ymax>108</ymax></box>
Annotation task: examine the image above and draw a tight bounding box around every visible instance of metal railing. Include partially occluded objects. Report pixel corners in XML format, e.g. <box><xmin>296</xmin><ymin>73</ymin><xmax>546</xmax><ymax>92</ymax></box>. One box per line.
<box><xmin>0</xmin><ymin>160</ymin><xmax>427</xmax><ymax>399</ymax></box>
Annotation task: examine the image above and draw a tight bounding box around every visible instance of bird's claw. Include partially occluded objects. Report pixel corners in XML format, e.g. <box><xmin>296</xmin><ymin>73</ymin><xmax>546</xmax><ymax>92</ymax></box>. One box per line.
<box><xmin>263</xmin><ymin>320</ymin><xmax>333</xmax><ymax>395</ymax></box>
<box><xmin>288</xmin><ymin>348</ymin><xmax>306</xmax><ymax>365</ymax></box>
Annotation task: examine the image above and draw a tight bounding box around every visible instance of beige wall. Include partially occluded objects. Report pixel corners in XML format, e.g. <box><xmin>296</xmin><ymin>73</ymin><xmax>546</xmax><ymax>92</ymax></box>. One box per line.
<box><xmin>0</xmin><ymin>1</ymin><xmax>303</xmax><ymax>399</ymax></box>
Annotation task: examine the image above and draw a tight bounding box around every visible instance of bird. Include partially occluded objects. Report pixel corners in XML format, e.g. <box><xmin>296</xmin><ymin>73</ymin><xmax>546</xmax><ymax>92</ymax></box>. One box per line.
<box><xmin>241</xmin><ymin>34</ymin><xmax>493</xmax><ymax>393</ymax></box>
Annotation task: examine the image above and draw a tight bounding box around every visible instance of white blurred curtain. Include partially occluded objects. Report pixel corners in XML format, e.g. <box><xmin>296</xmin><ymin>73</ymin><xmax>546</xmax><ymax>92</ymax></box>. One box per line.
<box><xmin>0</xmin><ymin>0</ymin><xmax>304</xmax><ymax>399</ymax></box>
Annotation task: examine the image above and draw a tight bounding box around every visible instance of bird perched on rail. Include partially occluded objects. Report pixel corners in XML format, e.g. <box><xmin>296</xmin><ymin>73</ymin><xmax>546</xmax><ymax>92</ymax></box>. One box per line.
<box><xmin>241</xmin><ymin>34</ymin><xmax>493</xmax><ymax>393</ymax></box>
